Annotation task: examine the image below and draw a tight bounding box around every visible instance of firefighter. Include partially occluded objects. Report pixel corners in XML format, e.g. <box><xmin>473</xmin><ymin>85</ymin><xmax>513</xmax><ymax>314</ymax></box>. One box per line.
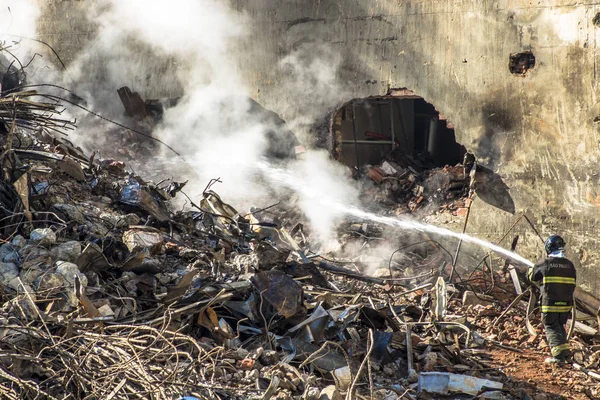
<box><xmin>528</xmin><ymin>235</ymin><xmax>576</xmax><ymax>364</ymax></box>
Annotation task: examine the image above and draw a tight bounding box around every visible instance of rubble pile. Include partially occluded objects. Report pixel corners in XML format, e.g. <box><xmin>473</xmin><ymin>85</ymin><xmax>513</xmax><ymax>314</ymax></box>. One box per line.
<box><xmin>364</xmin><ymin>160</ymin><xmax>472</xmax><ymax>216</ymax></box>
<box><xmin>1</xmin><ymin>89</ymin><xmax>600</xmax><ymax>400</ymax></box>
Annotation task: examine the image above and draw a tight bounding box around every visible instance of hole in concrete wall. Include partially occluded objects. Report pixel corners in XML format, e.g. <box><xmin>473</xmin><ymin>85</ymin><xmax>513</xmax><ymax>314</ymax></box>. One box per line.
<box><xmin>593</xmin><ymin>13</ymin><xmax>600</xmax><ymax>27</ymax></box>
<box><xmin>508</xmin><ymin>51</ymin><xmax>535</xmax><ymax>76</ymax></box>
<box><xmin>329</xmin><ymin>90</ymin><xmax>465</xmax><ymax>170</ymax></box>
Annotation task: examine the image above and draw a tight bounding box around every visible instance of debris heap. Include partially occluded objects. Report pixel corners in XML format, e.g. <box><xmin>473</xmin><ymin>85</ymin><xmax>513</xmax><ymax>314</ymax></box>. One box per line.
<box><xmin>364</xmin><ymin>159</ymin><xmax>472</xmax><ymax>216</ymax></box>
<box><xmin>1</xmin><ymin>89</ymin><xmax>600</xmax><ymax>400</ymax></box>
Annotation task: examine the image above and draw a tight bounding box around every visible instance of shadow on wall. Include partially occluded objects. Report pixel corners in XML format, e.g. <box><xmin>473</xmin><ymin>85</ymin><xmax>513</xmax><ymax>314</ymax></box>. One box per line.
<box><xmin>475</xmin><ymin>165</ymin><xmax>515</xmax><ymax>214</ymax></box>
<box><xmin>474</xmin><ymin>101</ymin><xmax>518</xmax><ymax>214</ymax></box>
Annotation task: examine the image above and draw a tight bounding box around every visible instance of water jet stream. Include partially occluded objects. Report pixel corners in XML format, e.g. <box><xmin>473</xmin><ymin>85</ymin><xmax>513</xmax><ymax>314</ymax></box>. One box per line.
<box><xmin>258</xmin><ymin>161</ymin><xmax>534</xmax><ymax>268</ymax></box>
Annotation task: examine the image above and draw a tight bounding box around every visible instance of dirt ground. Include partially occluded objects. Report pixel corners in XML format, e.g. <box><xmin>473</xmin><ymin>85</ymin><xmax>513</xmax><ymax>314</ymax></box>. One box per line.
<box><xmin>487</xmin><ymin>346</ymin><xmax>596</xmax><ymax>400</ymax></box>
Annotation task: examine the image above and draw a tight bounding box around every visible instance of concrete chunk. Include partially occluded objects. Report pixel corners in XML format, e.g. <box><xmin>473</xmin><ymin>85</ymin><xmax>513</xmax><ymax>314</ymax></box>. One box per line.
<box><xmin>318</xmin><ymin>385</ymin><xmax>341</xmax><ymax>400</ymax></box>
<box><xmin>56</xmin><ymin>261</ymin><xmax>88</xmax><ymax>287</ymax></box>
<box><xmin>30</xmin><ymin>228</ymin><xmax>57</xmax><ymax>246</ymax></box>
<box><xmin>11</xmin><ymin>235</ymin><xmax>27</xmax><ymax>249</ymax></box>
<box><xmin>51</xmin><ymin>203</ymin><xmax>86</xmax><ymax>224</ymax></box>
<box><xmin>36</xmin><ymin>272</ymin><xmax>66</xmax><ymax>292</ymax></box>
<box><xmin>0</xmin><ymin>262</ymin><xmax>18</xmax><ymax>285</ymax></box>
<box><xmin>52</xmin><ymin>241</ymin><xmax>82</xmax><ymax>263</ymax></box>
<box><xmin>380</xmin><ymin>161</ymin><xmax>399</xmax><ymax>175</ymax></box>
<box><xmin>3</xmin><ymin>250</ymin><xmax>19</xmax><ymax>264</ymax></box>
<box><xmin>462</xmin><ymin>290</ymin><xmax>494</xmax><ymax>307</ymax></box>
<box><xmin>123</xmin><ymin>228</ymin><xmax>163</xmax><ymax>255</ymax></box>
<box><xmin>0</xmin><ymin>243</ymin><xmax>15</xmax><ymax>261</ymax></box>
<box><xmin>98</xmin><ymin>304</ymin><xmax>115</xmax><ymax>317</ymax></box>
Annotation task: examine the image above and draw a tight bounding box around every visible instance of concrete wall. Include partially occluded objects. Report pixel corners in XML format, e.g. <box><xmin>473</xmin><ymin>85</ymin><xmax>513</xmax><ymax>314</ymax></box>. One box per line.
<box><xmin>230</xmin><ymin>0</ymin><xmax>600</xmax><ymax>295</ymax></box>
<box><xmin>34</xmin><ymin>0</ymin><xmax>600</xmax><ymax>293</ymax></box>
<box><xmin>34</xmin><ymin>0</ymin><xmax>182</xmax><ymax>100</ymax></box>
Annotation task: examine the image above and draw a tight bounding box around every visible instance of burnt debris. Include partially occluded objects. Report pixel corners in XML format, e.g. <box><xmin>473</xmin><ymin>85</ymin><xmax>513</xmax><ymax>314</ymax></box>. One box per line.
<box><xmin>0</xmin><ymin>63</ymin><xmax>598</xmax><ymax>400</ymax></box>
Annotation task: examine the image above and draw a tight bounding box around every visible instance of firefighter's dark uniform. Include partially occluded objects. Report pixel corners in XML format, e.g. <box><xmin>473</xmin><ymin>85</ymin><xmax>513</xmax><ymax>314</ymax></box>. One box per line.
<box><xmin>528</xmin><ymin>255</ymin><xmax>576</xmax><ymax>360</ymax></box>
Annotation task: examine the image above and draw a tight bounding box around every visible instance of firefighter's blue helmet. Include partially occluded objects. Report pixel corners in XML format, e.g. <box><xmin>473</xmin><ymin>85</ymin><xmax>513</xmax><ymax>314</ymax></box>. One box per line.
<box><xmin>544</xmin><ymin>235</ymin><xmax>566</xmax><ymax>254</ymax></box>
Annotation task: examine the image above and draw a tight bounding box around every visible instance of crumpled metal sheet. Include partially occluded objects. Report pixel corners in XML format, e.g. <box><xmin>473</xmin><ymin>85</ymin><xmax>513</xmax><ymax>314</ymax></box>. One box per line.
<box><xmin>326</xmin><ymin>305</ymin><xmax>361</xmax><ymax>337</ymax></box>
<box><xmin>120</xmin><ymin>179</ymin><xmax>170</xmax><ymax>222</ymax></box>
<box><xmin>225</xmin><ymin>292</ymin><xmax>260</xmax><ymax>323</ymax></box>
<box><xmin>286</xmin><ymin>303</ymin><xmax>331</xmax><ymax>343</ymax></box>
<box><xmin>292</xmin><ymin>339</ymin><xmax>347</xmax><ymax>372</ymax></box>
<box><xmin>199</xmin><ymin>191</ymin><xmax>245</xmax><ymax>239</ymax></box>
<box><xmin>250</xmin><ymin>270</ymin><xmax>304</xmax><ymax>318</ymax></box>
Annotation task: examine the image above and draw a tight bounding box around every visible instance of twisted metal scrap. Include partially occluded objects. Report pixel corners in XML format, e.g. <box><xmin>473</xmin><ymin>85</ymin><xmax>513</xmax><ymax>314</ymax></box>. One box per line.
<box><xmin>0</xmin><ymin>319</ymin><xmax>262</xmax><ymax>399</ymax></box>
<box><xmin>0</xmin><ymin>91</ymin><xmax>76</xmax><ymax>136</ymax></box>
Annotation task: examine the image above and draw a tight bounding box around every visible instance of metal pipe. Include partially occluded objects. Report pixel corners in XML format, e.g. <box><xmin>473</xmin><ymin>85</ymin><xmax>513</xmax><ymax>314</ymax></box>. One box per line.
<box><xmin>427</xmin><ymin>116</ymin><xmax>439</xmax><ymax>159</ymax></box>
<box><xmin>397</xmin><ymin>100</ymin><xmax>410</xmax><ymax>152</ymax></box>
<box><xmin>567</xmin><ymin>294</ymin><xmax>576</xmax><ymax>340</ymax></box>
<box><xmin>405</xmin><ymin>325</ymin><xmax>415</xmax><ymax>378</ymax></box>
<box><xmin>351</xmin><ymin>103</ymin><xmax>360</xmax><ymax>169</ymax></box>
<box><xmin>450</xmin><ymin>198</ymin><xmax>474</xmax><ymax>282</ymax></box>
<box><xmin>573</xmin><ymin>363</ymin><xmax>600</xmax><ymax>381</ymax></box>
<box><xmin>341</xmin><ymin>140</ymin><xmax>398</xmax><ymax>145</ymax></box>
<box><xmin>390</xmin><ymin>100</ymin><xmax>396</xmax><ymax>148</ymax></box>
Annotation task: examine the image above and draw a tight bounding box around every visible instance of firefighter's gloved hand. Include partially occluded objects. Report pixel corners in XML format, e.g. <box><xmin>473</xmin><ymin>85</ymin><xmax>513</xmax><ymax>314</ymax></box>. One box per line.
<box><xmin>525</xmin><ymin>279</ymin><xmax>541</xmax><ymax>293</ymax></box>
<box><xmin>526</xmin><ymin>267</ymin><xmax>541</xmax><ymax>288</ymax></box>
<box><xmin>528</xmin><ymin>279</ymin><xmax>541</xmax><ymax>289</ymax></box>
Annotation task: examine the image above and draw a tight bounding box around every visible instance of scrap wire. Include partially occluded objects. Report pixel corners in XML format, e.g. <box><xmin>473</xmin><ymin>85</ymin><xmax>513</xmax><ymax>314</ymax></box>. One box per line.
<box><xmin>346</xmin><ymin>328</ymin><xmax>374</xmax><ymax>400</ymax></box>
<box><xmin>0</xmin><ymin>91</ymin><xmax>76</xmax><ymax>136</ymax></box>
<box><xmin>0</xmin><ymin>314</ymin><xmax>264</xmax><ymax>399</ymax></box>
<box><xmin>40</xmin><ymin>93</ymin><xmax>182</xmax><ymax>157</ymax></box>
<box><xmin>0</xmin><ymin>34</ymin><xmax>71</xmax><ymax>73</ymax></box>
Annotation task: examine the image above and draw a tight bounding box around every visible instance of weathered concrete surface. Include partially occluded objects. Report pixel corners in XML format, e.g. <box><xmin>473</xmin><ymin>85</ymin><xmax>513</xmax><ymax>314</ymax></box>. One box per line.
<box><xmin>230</xmin><ymin>0</ymin><xmax>600</xmax><ymax>295</ymax></box>
<box><xmin>34</xmin><ymin>0</ymin><xmax>182</xmax><ymax>100</ymax></box>
<box><xmin>33</xmin><ymin>1</ymin><xmax>600</xmax><ymax>294</ymax></box>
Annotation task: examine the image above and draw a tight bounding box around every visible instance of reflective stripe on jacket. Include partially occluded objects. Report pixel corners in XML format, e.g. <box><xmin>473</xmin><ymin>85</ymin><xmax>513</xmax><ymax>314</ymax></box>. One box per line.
<box><xmin>528</xmin><ymin>256</ymin><xmax>576</xmax><ymax>312</ymax></box>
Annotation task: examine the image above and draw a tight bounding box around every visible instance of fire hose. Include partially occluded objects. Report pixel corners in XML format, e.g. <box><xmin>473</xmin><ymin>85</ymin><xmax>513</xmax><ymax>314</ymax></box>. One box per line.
<box><xmin>525</xmin><ymin>287</ymin><xmax>537</xmax><ymax>336</ymax></box>
<box><xmin>567</xmin><ymin>293</ymin><xmax>576</xmax><ymax>341</ymax></box>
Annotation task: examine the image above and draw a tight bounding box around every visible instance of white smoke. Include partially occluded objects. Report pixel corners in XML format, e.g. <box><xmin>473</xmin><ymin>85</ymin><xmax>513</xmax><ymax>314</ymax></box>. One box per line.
<box><xmin>0</xmin><ymin>1</ymin><xmax>535</xmax><ymax>268</ymax></box>
<box><xmin>0</xmin><ymin>1</ymin><xmax>38</xmax><ymax>39</ymax></box>
<box><xmin>0</xmin><ymin>0</ymin><xmax>39</xmax><ymax>84</ymax></box>
<box><xmin>277</xmin><ymin>43</ymin><xmax>351</xmax><ymax>143</ymax></box>
<box><xmin>62</xmin><ymin>0</ymin><xmax>359</xmax><ymax>244</ymax></box>
<box><xmin>284</xmin><ymin>151</ymin><xmax>359</xmax><ymax>247</ymax></box>
<box><xmin>93</xmin><ymin>0</ymin><xmax>245</xmax><ymax>87</ymax></box>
